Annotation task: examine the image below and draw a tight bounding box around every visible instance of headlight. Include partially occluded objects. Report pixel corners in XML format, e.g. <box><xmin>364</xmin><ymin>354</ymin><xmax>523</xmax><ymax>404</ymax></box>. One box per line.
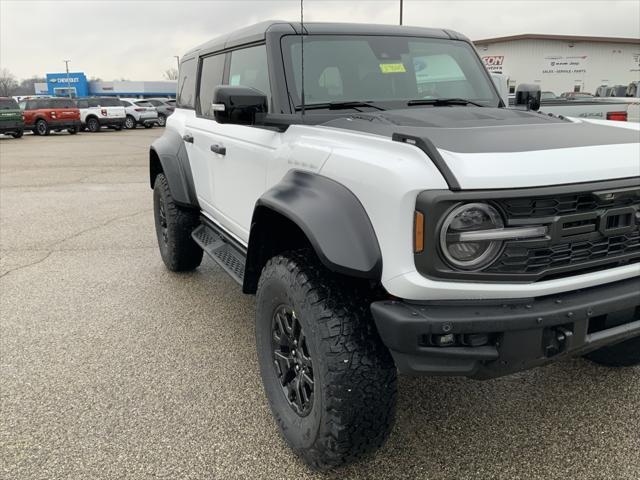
<box><xmin>439</xmin><ymin>203</ymin><xmax>504</xmax><ymax>270</ymax></box>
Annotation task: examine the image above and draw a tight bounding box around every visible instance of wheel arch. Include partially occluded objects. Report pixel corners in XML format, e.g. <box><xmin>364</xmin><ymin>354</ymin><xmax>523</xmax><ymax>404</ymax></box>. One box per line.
<box><xmin>243</xmin><ymin>170</ymin><xmax>382</xmax><ymax>294</ymax></box>
<box><xmin>149</xmin><ymin>129</ymin><xmax>199</xmax><ymax>208</ymax></box>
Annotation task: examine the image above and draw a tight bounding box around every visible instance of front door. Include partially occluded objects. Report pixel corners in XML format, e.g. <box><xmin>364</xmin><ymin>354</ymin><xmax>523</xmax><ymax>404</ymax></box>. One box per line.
<box><xmin>186</xmin><ymin>44</ymin><xmax>278</xmax><ymax>243</ymax></box>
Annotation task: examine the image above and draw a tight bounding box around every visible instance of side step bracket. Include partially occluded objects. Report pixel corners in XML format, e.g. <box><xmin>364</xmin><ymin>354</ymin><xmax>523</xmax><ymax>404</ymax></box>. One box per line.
<box><xmin>191</xmin><ymin>220</ymin><xmax>246</xmax><ymax>285</ymax></box>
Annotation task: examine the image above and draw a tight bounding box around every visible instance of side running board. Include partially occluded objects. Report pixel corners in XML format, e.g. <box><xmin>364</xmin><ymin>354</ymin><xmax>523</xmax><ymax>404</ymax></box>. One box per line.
<box><xmin>191</xmin><ymin>219</ymin><xmax>246</xmax><ymax>285</ymax></box>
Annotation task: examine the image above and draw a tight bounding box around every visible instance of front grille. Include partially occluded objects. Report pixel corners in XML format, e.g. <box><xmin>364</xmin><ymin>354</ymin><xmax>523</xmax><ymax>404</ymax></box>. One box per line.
<box><xmin>414</xmin><ymin>180</ymin><xmax>640</xmax><ymax>283</ymax></box>
<box><xmin>500</xmin><ymin>192</ymin><xmax>636</xmax><ymax>219</ymax></box>
<box><xmin>488</xmin><ymin>230</ymin><xmax>640</xmax><ymax>275</ymax></box>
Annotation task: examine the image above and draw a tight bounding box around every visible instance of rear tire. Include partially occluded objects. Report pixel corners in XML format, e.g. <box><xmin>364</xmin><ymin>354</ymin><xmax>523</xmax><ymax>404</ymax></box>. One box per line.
<box><xmin>35</xmin><ymin>119</ymin><xmax>49</xmax><ymax>136</ymax></box>
<box><xmin>87</xmin><ymin>117</ymin><xmax>100</xmax><ymax>133</ymax></box>
<box><xmin>153</xmin><ymin>173</ymin><xmax>203</xmax><ymax>271</ymax></box>
<box><xmin>11</xmin><ymin>130</ymin><xmax>23</xmax><ymax>138</ymax></box>
<box><xmin>124</xmin><ymin>115</ymin><xmax>136</xmax><ymax>129</ymax></box>
<box><xmin>584</xmin><ymin>337</ymin><xmax>640</xmax><ymax>367</ymax></box>
<box><xmin>255</xmin><ymin>250</ymin><xmax>397</xmax><ymax>470</ymax></box>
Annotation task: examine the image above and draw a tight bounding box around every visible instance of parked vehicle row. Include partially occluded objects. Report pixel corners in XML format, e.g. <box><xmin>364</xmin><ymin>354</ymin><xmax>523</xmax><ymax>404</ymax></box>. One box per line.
<box><xmin>0</xmin><ymin>95</ymin><xmax>176</xmax><ymax>138</ymax></box>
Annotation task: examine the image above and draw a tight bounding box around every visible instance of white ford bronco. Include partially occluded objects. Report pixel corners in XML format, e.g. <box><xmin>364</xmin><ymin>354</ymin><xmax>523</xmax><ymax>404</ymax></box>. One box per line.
<box><xmin>76</xmin><ymin>97</ymin><xmax>126</xmax><ymax>132</ymax></box>
<box><xmin>150</xmin><ymin>21</ymin><xmax>640</xmax><ymax>469</ymax></box>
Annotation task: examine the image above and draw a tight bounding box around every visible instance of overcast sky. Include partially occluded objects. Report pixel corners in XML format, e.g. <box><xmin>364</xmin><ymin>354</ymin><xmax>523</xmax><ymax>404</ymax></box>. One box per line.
<box><xmin>1</xmin><ymin>0</ymin><xmax>639</xmax><ymax>81</ymax></box>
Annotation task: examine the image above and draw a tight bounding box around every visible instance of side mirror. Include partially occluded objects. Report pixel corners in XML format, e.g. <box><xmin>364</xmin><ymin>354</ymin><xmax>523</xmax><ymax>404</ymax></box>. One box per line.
<box><xmin>515</xmin><ymin>83</ymin><xmax>541</xmax><ymax>111</ymax></box>
<box><xmin>212</xmin><ymin>85</ymin><xmax>267</xmax><ymax>125</ymax></box>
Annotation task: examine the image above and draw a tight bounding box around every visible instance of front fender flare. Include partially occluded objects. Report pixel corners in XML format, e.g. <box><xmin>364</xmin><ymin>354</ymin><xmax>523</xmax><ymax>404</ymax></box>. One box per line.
<box><xmin>251</xmin><ymin>170</ymin><xmax>382</xmax><ymax>279</ymax></box>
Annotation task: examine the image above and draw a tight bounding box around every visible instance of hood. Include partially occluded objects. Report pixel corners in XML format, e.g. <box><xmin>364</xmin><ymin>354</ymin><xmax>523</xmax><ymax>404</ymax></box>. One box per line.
<box><xmin>321</xmin><ymin>107</ymin><xmax>640</xmax><ymax>189</ymax></box>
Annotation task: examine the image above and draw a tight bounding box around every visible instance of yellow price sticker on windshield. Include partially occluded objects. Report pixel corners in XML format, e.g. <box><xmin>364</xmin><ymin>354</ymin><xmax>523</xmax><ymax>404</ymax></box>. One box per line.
<box><xmin>379</xmin><ymin>63</ymin><xmax>406</xmax><ymax>73</ymax></box>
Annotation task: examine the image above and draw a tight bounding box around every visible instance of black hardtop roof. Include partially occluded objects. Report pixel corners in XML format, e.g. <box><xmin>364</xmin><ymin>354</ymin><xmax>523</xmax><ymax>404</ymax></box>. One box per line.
<box><xmin>182</xmin><ymin>20</ymin><xmax>468</xmax><ymax>59</ymax></box>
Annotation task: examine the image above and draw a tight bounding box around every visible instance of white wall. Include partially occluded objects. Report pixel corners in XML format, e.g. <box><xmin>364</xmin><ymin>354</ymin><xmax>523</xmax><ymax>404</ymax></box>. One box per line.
<box><xmin>476</xmin><ymin>39</ymin><xmax>640</xmax><ymax>95</ymax></box>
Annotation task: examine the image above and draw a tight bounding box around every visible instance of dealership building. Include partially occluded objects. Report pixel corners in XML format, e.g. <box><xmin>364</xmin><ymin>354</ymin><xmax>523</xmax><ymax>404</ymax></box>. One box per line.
<box><xmin>473</xmin><ymin>34</ymin><xmax>640</xmax><ymax>95</ymax></box>
<box><xmin>34</xmin><ymin>72</ymin><xmax>176</xmax><ymax>98</ymax></box>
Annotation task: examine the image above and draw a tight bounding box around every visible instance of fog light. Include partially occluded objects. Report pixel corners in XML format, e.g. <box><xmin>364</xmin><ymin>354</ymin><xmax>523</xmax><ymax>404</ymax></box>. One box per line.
<box><xmin>433</xmin><ymin>333</ymin><xmax>457</xmax><ymax>347</ymax></box>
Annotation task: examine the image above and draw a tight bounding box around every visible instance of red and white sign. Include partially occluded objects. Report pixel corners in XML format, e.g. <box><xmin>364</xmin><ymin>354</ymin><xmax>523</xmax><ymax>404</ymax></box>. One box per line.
<box><xmin>482</xmin><ymin>56</ymin><xmax>504</xmax><ymax>73</ymax></box>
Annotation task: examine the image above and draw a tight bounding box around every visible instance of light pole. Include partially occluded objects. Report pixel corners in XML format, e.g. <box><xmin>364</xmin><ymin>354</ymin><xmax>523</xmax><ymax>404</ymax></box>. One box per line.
<box><xmin>174</xmin><ymin>55</ymin><xmax>180</xmax><ymax>70</ymax></box>
<box><xmin>399</xmin><ymin>0</ymin><xmax>403</xmax><ymax>25</ymax></box>
<box><xmin>63</xmin><ymin>59</ymin><xmax>72</xmax><ymax>98</ymax></box>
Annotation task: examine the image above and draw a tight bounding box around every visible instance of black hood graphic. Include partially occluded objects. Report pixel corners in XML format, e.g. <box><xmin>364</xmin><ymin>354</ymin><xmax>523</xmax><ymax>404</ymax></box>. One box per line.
<box><xmin>321</xmin><ymin>107</ymin><xmax>639</xmax><ymax>153</ymax></box>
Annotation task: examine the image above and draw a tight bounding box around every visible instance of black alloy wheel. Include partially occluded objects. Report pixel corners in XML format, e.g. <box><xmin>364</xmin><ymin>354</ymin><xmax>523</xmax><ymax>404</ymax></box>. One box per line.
<box><xmin>87</xmin><ymin>117</ymin><xmax>100</xmax><ymax>132</ymax></box>
<box><xmin>272</xmin><ymin>305</ymin><xmax>314</xmax><ymax>416</ymax></box>
<box><xmin>157</xmin><ymin>195</ymin><xmax>169</xmax><ymax>245</ymax></box>
<box><xmin>35</xmin><ymin>119</ymin><xmax>49</xmax><ymax>136</ymax></box>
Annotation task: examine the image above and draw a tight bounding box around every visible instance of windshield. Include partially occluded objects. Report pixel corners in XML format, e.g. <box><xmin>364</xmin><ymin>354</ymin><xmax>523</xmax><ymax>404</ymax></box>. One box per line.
<box><xmin>0</xmin><ymin>98</ymin><xmax>19</xmax><ymax>110</ymax></box>
<box><xmin>282</xmin><ymin>35</ymin><xmax>500</xmax><ymax>109</ymax></box>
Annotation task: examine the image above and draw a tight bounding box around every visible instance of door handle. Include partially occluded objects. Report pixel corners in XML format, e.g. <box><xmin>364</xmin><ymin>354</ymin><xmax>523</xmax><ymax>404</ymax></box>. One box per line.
<box><xmin>182</xmin><ymin>133</ymin><xmax>194</xmax><ymax>143</ymax></box>
<box><xmin>210</xmin><ymin>144</ymin><xmax>226</xmax><ymax>155</ymax></box>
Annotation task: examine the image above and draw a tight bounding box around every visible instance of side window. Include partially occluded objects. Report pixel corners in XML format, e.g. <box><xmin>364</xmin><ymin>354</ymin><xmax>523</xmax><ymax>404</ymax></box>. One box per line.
<box><xmin>19</xmin><ymin>101</ymin><xmax>26</xmax><ymax>110</ymax></box>
<box><xmin>228</xmin><ymin>45</ymin><xmax>270</xmax><ymax>109</ymax></box>
<box><xmin>198</xmin><ymin>53</ymin><xmax>226</xmax><ymax>118</ymax></box>
<box><xmin>177</xmin><ymin>58</ymin><xmax>197</xmax><ymax>109</ymax></box>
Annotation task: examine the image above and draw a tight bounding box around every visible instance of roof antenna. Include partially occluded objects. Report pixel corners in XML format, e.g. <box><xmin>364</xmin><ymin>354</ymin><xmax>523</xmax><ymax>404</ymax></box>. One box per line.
<box><xmin>300</xmin><ymin>0</ymin><xmax>305</xmax><ymax>121</ymax></box>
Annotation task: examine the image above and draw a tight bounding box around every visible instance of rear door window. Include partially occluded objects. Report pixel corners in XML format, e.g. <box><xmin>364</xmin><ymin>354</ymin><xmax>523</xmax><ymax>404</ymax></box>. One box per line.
<box><xmin>177</xmin><ymin>58</ymin><xmax>197</xmax><ymax>109</ymax></box>
<box><xmin>98</xmin><ymin>97</ymin><xmax>121</xmax><ymax>107</ymax></box>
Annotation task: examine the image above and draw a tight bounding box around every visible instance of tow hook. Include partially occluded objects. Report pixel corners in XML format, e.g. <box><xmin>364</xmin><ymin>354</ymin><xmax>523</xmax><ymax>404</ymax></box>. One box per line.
<box><xmin>543</xmin><ymin>326</ymin><xmax>574</xmax><ymax>358</ymax></box>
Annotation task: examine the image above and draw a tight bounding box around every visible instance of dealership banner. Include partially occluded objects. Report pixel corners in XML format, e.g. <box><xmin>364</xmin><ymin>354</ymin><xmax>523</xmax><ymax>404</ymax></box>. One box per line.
<box><xmin>542</xmin><ymin>55</ymin><xmax>588</xmax><ymax>74</ymax></box>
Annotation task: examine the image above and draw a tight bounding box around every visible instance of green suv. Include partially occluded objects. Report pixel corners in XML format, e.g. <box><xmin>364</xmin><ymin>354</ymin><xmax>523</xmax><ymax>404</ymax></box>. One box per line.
<box><xmin>0</xmin><ymin>97</ymin><xmax>24</xmax><ymax>138</ymax></box>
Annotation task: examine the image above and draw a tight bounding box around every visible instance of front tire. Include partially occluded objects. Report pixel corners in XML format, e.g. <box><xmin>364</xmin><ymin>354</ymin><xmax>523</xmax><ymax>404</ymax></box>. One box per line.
<box><xmin>157</xmin><ymin>114</ymin><xmax>166</xmax><ymax>127</ymax></box>
<box><xmin>584</xmin><ymin>337</ymin><xmax>640</xmax><ymax>367</ymax></box>
<box><xmin>87</xmin><ymin>117</ymin><xmax>100</xmax><ymax>133</ymax></box>
<box><xmin>124</xmin><ymin>115</ymin><xmax>136</xmax><ymax>129</ymax></box>
<box><xmin>153</xmin><ymin>173</ymin><xmax>203</xmax><ymax>271</ymax></box>
<box><xmin>67</xmin><ymin>126</ymin><xmax>78</xmax><ymax>134</ymax></box>
<box><xmin>255</xmin><ymin>250</ymin><xmax>397</xmax><ymax>470</ymax></box>
<box><xmin>11</xmin><ymin>130</ymin><xmax>23</xmax><ymax>138</ymax></box>
<box><xmin>144</xmin><ymin>123</ymin><xmax>154</xmax><ymax>129</ymax></box>
<box><xmin>35</xmin><ymin>119</ymin><xmax>49</xmax><ymax>136</ymax></box>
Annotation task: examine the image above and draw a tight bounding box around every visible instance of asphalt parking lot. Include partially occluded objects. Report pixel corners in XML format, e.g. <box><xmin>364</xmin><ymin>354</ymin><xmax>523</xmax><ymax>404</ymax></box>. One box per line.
<box><xmin>1</xmin><ymin>128</ymin><xmax>639</xmax><ymax>480</ymax></box>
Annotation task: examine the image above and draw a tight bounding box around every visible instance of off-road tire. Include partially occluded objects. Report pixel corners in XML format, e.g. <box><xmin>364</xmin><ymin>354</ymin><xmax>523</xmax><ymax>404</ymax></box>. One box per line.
<box><xmin>584</xmin><ymin>336</ymin><xmax>640</xmax><ymax>367</ymax></box>
<box><xmin>67</xmin><ymin>126</ymin><xmax>78</xmax><ymax>135</ymax></box>
<box><xmin>87</xmin><ymin>117</ymin><xmax>100</xmax><ymax>133</ymax></box>
<box><xmin>153</xmin><ymin>173</ymin><xmax>203</xmax><ymax>271</ymax></box>
<box><xmin>35</xmin><ymin>119</ymin><xmax>49</xmax><ymax>136</ymax></box>
<box><xmin>124</xmin><ymin>115</ymin><xmax>136</xmax><ymax>129</ymax></box>
<box><xmin>11</xmin><ymin>130</ymin><xmax>23</xmax><ymax>138</ymax></box>
<box><xmin>158</xmin><ymin>114</ymin><xmax>166</xmax><ymax>127</ymax></box>
<box><xmin>255</xmin><ymin>250</ymin><xmax>397</xmax><ymax>470</ymax></box>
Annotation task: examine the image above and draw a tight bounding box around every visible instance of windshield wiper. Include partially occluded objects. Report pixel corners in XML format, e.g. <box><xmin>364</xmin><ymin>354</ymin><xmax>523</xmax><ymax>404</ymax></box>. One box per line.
<box><xmin>295</xmin><ymin>101</ymin><xmax>386</xmax><ymax>112</ymax></box>
<box><xmin>407</xmin><ymin>98</ymin><xmax>484</xmax><ymax>107</ymax></box>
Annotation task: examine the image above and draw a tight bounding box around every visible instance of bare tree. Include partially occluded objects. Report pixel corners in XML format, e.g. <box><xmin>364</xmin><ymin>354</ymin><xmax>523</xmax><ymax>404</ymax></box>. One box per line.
<box><xmin>0</xmin><ymin>68</ymin><xmax>18</xmax><ymax>96</ymax></box>
<box><xmin>163</xmin><ymin>68</ymin><xmax>179</xmax><ymax>81</ymax></box>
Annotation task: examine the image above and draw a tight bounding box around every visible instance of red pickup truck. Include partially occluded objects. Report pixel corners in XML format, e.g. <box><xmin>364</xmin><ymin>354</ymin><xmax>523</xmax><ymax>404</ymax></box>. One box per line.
<box><xmin>19</xmin><ymin>97</ymin><xmax>81</xmax><ymax>135</ymax></box>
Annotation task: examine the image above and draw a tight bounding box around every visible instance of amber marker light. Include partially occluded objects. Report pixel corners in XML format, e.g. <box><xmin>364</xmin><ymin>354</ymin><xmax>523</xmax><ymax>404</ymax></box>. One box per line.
<box><xmin>414</xmin><ymin>211</ymin><xmax>425</xmax><ymax>253</ymax></box>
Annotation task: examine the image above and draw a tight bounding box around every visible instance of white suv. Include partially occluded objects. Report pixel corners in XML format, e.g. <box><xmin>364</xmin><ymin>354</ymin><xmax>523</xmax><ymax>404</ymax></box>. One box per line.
<box><xmin>149</xmin><ymin>22</ymin><xmax>640</xmax><ymax>470</ymax></box>
<box><xmin>76</xmin><ymin>97</ymin><xmax>126</xmax><ymax>132</ymax></box>
<box><xmin>119</xmin><ymin>99</ymin><xmax>158</xmax><ymax>129</ymax></box>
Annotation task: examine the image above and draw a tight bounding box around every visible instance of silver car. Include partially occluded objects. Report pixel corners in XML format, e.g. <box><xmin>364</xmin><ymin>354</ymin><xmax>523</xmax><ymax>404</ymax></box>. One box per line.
<box><xmin>144</xmin><ymin>98</ymin><xmax>175</xmax><ymax>127</ymax></box>
<box><xmin>119</xmin><ymin>99</ymin><xmax>159</xmax><ymax>129</ymax></box>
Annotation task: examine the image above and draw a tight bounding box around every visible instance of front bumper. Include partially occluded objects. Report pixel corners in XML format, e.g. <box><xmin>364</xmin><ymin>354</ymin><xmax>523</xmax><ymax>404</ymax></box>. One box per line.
<box><xmin>371</xmin><ymin>277</ymin><xmax>640</xmax><ymax>379</ymax></box>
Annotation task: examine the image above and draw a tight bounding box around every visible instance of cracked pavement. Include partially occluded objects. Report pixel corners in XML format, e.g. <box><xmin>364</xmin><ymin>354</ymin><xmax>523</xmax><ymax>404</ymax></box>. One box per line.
<box><xmin>1</xmin><ymin>130</ymin><xmax>639</xmax><ymax>480</ymax></box>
